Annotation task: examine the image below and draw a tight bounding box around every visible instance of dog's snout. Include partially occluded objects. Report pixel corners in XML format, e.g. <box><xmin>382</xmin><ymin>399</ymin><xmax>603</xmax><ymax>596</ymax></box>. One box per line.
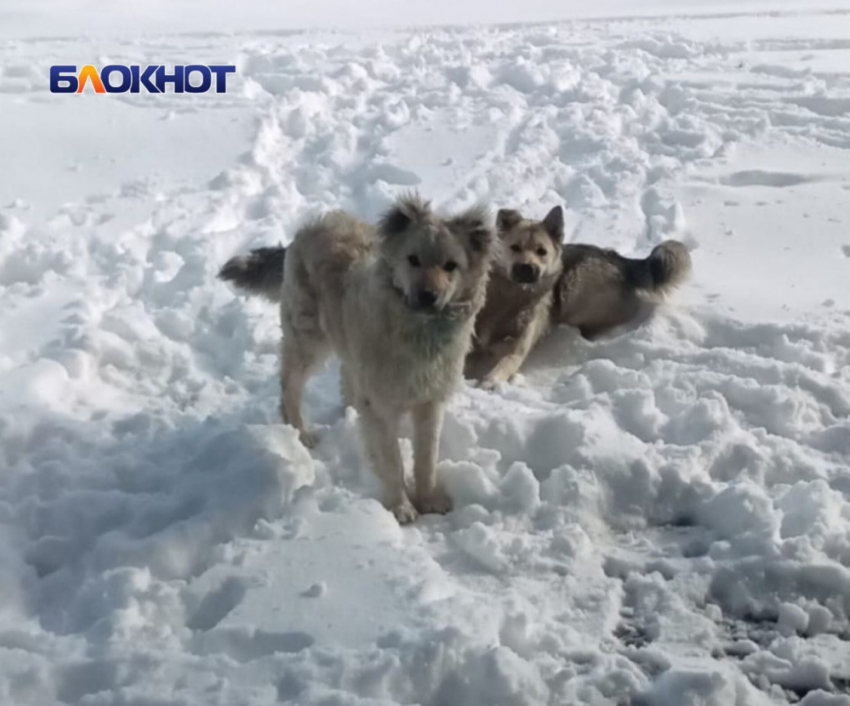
<box><xmin>416</xmin><ymin>289</ymin><xmax>438</xmax><ymax>308</ymax></box>
<box><xmin>512</xmin><ymin>263</ymin><xmax>539</xmax><ymax>284</ymax></box>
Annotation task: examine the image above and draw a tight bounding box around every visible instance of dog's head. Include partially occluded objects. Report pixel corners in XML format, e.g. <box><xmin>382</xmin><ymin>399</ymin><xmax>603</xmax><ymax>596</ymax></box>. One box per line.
<box><xmin>379</xmin><ymin>194</ymin><xmax>493</xmax><ymax>314</ymax></box>
<box><xmin>494</xmin><ymin>206</ymin><xmax>564</xmax><ymax>285</ymax></box>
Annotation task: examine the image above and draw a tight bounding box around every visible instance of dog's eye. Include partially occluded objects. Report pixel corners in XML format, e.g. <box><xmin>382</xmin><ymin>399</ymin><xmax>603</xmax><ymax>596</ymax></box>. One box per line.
<box><xmin>510</xmin><ymin>245</ymin><xmax>522</xmax><ymax>253</ymax></box>
<box><xmin>408</xmin><ymin>254</ymin><xmax>421</xmax><ymax>267</ymax></box>
<box><xmin>444</xmin><ymin>261</ymin><xmax>458</xmax><ymax>273</ymax></box>
<box><xmin>536</xmin><ymin>247</ymin><xmax>547</xmax><ymax>257</ymax></box>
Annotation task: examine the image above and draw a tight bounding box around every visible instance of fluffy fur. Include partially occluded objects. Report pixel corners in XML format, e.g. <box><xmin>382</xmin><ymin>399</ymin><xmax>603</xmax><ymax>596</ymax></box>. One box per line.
<box><xmin>218</xmin><ymin>245</ymin><xmax>286</xmax><ymax>302</ymax></box>
<box><xmin>467</xmin><ymin>206</ymin><xmax>565</xmax><ymax>388</ymax></box>
<box><xmin>220</xmin><ymin>195</ymin><xmax>494</xmax><ymax>524</ymax></box>
<box><xmin>468</xmin><ymin>205</ymin><xmax>692</xmax><ymax>386</ymax></box>
<box><xmin>553</xmin><ymin>239</ymin><xmax>691</xmax><ymax>339</ymax></box>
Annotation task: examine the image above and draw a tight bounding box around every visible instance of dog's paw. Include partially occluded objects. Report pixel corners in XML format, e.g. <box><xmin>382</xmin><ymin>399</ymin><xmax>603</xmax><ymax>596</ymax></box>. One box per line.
<box><xmin>390</xmin><ymin>498</ymin><xmax>419</xmax><ymax>525</ymax></box>
<box><xmin>479</xmin><ymin>376</ymin><xmax>502</xmax><ymax>391</ymax></box>
<box><xmin>413</xmin><ymin>487</ymin><xmax>454</xmax><ymax>515</ymax></box>
<box><xmin>299</xmin><ymin>429</ymin><xmax>320</xmax><ymax>449</ymax></box>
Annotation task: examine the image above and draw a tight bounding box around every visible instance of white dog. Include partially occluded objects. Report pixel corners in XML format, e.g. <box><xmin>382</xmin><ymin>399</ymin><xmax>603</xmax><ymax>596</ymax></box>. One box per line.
<box><xmin>221</xmin><ymin>195</ymin><xmax>494</xmax><ymax>523</ymax></box>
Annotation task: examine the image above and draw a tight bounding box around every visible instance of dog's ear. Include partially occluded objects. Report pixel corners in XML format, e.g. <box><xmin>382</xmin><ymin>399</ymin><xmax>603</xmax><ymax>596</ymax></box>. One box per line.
<box><xmin>379</xmin><ymin>193</ymin><xmax>431</xmax><ymax>236</ymax></box>
<box><xmin>496</xmin><ymin>209</ymin><xmax>522</xmax><ymax>234</ymax></box>
<box><xmin>542</xmin><ymin>206</ymin><xmax>564</xmax><ymax>243</ymax></box>
<box><xmin>451</xmin><ymin>205</ymin><xmax>493</xmax><ymax>254</ymax></box>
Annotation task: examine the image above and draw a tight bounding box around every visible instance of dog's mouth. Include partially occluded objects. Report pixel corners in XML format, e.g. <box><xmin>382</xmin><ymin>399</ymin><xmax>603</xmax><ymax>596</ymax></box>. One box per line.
<box><xmin>408</xmin><ymin>297</ymin><xmax>472</xmax><ymax>318</ymax></box>
<box><xmin>409</xmin><ymin>300</ymin><xmax>440</xmax><ymax>314</ymax></box>
<box><xmin>400</xmin><ymin>289</ymin><xmax>472</xmax><ymax>319</ymax></box>
<box><xmin>511</xmin><ymin>267</ymin><xmax>540</xmax><ymax>284</ymax></box>
<box><xmin>388</xmin><ymin>280</ymin><xmax>473</xmax><ymax>321</ymax></box>
<box><xmin>389</xmin><ymin>284</ymin><xmax>439</xmax><ymax>314</ymax></box>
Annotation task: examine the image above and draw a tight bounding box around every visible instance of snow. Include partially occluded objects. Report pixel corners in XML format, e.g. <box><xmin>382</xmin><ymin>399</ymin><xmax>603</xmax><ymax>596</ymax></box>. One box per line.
<box><xmin>0</xmin><ymin>1</ymin><xmax>844</xmax><ymax>39</ymax></box>
<box><xmin>2</xmin><ymin>2</ymin><xmax>850</xmax><ymax>705</ymax></box>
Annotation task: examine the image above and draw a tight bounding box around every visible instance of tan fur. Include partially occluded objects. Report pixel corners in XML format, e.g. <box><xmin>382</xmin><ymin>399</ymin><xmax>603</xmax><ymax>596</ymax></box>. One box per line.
<box><xmin>467</xmin><ymin>206</ymin><xmax>564</xmax><ymax>388</ymax></box>
<box><xmin>279</xmin><ymin>195</ymin><xmax>493</xmax><ymax>523</ymax></box>
<box><xmin>468</xmin><ymin>206</ymin><xmax>692</xmax><ymax>385</ymax></box>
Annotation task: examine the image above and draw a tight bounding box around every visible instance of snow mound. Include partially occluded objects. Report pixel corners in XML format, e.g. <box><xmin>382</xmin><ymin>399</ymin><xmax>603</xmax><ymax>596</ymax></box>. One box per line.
<box><xmin>1</xmin><ymin>6</ymin><xmax>850</xmax><ymax>706</ymax></box>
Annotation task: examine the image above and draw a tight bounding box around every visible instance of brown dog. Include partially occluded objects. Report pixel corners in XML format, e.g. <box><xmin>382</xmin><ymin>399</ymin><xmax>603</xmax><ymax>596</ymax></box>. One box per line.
<box><xmin>467</xmin><ymin>205</ymin><xmax>691</xmax><ymax>386</ymax></box>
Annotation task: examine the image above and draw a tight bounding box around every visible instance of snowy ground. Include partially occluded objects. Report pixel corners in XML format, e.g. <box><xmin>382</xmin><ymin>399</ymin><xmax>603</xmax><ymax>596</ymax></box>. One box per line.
<box><xmin>2</xmin><ymin>3</ymin><xmax>850</xmax><ymax>706</ymax></box>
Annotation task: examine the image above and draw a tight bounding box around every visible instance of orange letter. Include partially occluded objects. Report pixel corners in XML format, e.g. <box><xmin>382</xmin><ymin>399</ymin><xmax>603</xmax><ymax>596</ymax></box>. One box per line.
<box><xmin>76</xmin><ymin>65</ymin><xmax>105</xmax><ymax>93</ymax></box>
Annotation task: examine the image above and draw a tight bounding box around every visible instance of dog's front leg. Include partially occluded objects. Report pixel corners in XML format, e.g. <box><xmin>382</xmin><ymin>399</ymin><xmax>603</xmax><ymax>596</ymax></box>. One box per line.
<box><xmin>359</xmin><ymin>402</ymin><xmax>418</xmax><ymax>524</ymax></box>
<box><xmin>411</xmin><ymin>401</ymin><xmax>453</xmax><ymax>515</ymax></box>
<box><xmin>480</xmin><ymin>345</ymin><xmax>526</xmax><ymax>389</ymax></box>
<box><xmin>481</xmin><ymin>308</ymin><xmax>549</xmax><ymax>389</ymax></box>
<box><xmin>480</xmin><ymin>334</ymin><xmax>535</xmax><ymax>389</ymax></box>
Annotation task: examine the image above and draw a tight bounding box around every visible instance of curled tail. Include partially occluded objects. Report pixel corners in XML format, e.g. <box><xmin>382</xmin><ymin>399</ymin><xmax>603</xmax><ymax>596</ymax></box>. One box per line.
<box><xmin>219</xmin><ymin>245</ymin><xmax>286</xmax><ymax>302</ymax></box>
<box><xmin>625</xmin><ymin>240</ymin><xmax>692</xmax><ymax>296</ymax></box>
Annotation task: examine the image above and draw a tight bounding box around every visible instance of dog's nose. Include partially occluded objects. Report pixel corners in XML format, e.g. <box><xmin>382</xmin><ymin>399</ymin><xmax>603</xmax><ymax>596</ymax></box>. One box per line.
<box><xmin>417</xmin><ymin>290</ymin><xmax>438</xmax><ymax>308</ymax></box>
<box><xmin>512</xmin><ymin>263</ymin><xmax>539</xmax><ymax>283</ymax></box>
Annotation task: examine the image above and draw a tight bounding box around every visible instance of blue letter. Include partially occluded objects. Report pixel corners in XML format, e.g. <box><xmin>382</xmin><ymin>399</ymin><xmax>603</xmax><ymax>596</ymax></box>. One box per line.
<box><xmin>135</xmin><ymin>65</ymin><xmax>160</xmax><ymax>93</ymax></box>
<box><xmin>50</xmin><ymin>65</ymin><xmax>78</xmax><ymax>93</ymax></box>
<box><xmin>184</xmin><ymin>65</ymin><xmax>212</xmax><ymax>93</ymax></box>
<box><xmin>209</xmin><ymin>65</ymin><xmax>236</xmax><ymax>93</ymax></box>
<box><xmin>155</xmin><ymin>65</ymin><xmax>185</xmax><ymax>93</ymax></box>
<box><xmin>102</xmin><ymin>65</ymin><xmax>132</xmax><ymax>93</ymax></box>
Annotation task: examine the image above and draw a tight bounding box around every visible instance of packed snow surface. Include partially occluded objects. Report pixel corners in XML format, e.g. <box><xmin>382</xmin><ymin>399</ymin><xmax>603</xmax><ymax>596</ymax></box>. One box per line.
<box><xmin>1</xmin><ymin>4</ymin><xmax>850</xmax><ymax>706</ymax></box>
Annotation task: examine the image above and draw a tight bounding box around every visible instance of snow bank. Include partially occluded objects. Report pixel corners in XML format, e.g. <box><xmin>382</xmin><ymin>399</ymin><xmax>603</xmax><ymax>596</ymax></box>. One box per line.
<box><xmin>1</xmin><ymin>4</ymin><xmax>850</xmax><ymax>706</ymax></box>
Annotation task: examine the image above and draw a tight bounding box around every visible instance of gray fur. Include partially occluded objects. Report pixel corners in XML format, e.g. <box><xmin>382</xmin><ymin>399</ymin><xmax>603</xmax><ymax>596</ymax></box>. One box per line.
<box><xmin>470</xmin><ymin>205</ymin><xmax>692</xmax><ymax>385</ymax></box>
<box><xmin>219</xmin><ymin>204</ymin><xmax>691</xmax><ymax>434</ymax></box>
<box><xmin>218</xmin><ymin>246</ymin><xmax>286</xmax><ymax>302</ymax></box>
<box><xmin>554</xmin><ymin>239</ymin><xmax>692</xmax><ymax>339</ymax></box>
<box><xmin>276</xmin><ymin>195</ymin><xmax>494</xmax><ymax>523</ymax></box>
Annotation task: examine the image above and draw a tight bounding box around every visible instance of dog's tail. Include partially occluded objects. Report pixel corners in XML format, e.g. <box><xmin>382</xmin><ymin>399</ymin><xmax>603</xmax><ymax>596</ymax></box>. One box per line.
<box><xmin>624</xmin><ymin>240</ymin><xmax>692</xmax><ymax>296</ymax></box>
<box><xmin>218</xmin><ymin>246</ymin><xmax>286</xmax><ymax>302</ymax></box>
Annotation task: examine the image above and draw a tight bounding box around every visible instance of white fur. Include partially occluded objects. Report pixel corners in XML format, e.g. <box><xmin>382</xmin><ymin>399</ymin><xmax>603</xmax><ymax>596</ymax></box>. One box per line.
<box><xmin>279</xmin><ymin>197</ymin><xmax>493</xmax><ymax>523</ymax></box>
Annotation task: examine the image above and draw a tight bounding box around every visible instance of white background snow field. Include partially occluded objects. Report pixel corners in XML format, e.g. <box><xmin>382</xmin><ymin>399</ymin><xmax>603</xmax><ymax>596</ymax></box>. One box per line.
<box><xmin>0</xmin><ymin>1</ymin><xmax>849</xmax><ymax>705</ymax></box>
